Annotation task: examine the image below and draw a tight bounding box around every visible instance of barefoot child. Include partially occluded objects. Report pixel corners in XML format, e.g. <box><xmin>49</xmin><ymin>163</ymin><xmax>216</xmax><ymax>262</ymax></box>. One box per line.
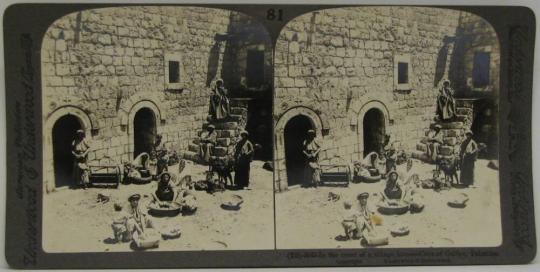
<box><xmin>341</xmin><ymin>201</ymin><xmax>358</xmax><ymax>240</ymax></box>
<box><xmin>111</xmin><ymin>203</ymin><xmax>129</xmax><ymax>243</ymax></box>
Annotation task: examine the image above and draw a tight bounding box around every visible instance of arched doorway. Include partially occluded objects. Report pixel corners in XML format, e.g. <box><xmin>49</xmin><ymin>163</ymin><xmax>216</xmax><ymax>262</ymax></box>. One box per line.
<box><xmin>284</xmin><ymin>115</ymin><xmax>314</xmax><ymax>187</ymax></box>
<box><xmin>363</xmin><ymin>108</ymin><xmax>385</xmax><ymax>157</ymax></box>
<box><xmin>133</xmin><ymin>108</ymin><xmax>157</xmax><ymax>158</ymax></box>
<box><xmin>52</xmin><ymin>115</ymin><xmax>82</xmax><ymax>188</ymax></box>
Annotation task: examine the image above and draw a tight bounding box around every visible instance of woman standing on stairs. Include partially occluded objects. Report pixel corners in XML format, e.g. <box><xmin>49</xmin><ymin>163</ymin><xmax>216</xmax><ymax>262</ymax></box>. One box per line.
<box><xmin>209</xmin><ymin>79</ymin><xmax>230</xmax><ymax>121</ymax></box>
<box><xmin>436</xmin><ymin>79</ymin><xmax>456</xmax><ymax>121</ymax></box>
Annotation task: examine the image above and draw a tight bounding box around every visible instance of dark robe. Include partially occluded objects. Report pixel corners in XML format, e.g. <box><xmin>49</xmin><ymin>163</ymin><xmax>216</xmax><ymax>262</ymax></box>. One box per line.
<box><xmin>460</xmin><ymin>138</ymin><xmax>478</xmax><ymax>186</ymax></box>
<box><xmin>303</xmin><ymin>138</ymin><xmax>321</xmax><ymax>187</ymax></box>
<box><xmin>234</xmin><ymin>139</ymin><xmax>254</xmax><ymax>188</ymax></box>
<box><xmin>436</xmin><ymin>86</ymin><xmax>456</xmax><ymax>121</ymax></box>
<box><xmin>384</xmin><ymin>184</ymin><xmax>403</xmax><ymax>200</ymax></box>
<box><xmin>72</xmin><ymin>138</ymin><xmax>90</xmax><ymax>186</ymax></box>
<box><xmin>155</xmin><ymin>181</ymin><xmax>175</xmax><ymax>202</ymax></box>
<box><xmin>209</xmin><ymin>86</ymin><xmax>230</xmax><ymax>121</ymax></box>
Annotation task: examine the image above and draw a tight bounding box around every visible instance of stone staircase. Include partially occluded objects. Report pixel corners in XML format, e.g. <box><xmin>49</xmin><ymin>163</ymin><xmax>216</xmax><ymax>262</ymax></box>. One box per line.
<box><xmin>411</xmin><ymin>99</ymin><xmax>474</xmax><ymax>162</ymax></box>
<box><xmin>182</xmin><ymin>99</ymin><xmax>249</xmax><ymax>164</ymax></box>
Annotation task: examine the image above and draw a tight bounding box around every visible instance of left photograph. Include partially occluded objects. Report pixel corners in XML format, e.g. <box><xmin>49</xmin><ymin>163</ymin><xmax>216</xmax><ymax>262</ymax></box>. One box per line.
<box><xmin>41</xmin><ymin>6</ymin><xmax>274</xmax><ymax>252</ymax></box>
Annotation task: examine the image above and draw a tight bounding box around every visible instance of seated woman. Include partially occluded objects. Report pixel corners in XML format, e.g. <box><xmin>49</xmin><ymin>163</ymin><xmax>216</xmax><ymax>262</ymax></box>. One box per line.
<box><xmin>152</xmin><ymin>172</ymin><xmax>177</xmax><ymax>203</ymax></box>
<box><xmin>381</xmin><ymin>171</ymin><xmax>404</xmax><ymax>203</ymax></box>
<box><xmin>380</xmin><ymin>171</ymin><xmax>424</xmax><ymax>213</ymax></box>
<box><xmin>355</xmin><ymin>152</ymin><xmax>382</xmax><ymax>182</ymax></box>
<box><xmin>132</xmin><ymin>152</ymin><xmax>151</xmax><ymax>178</ymax></box>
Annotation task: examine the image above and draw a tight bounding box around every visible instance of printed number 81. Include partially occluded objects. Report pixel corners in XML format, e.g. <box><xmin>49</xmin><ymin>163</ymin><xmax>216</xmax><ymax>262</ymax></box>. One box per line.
<box><xmin>267</xmin><ymin>9</ymin><xmax>283</xmax><ymax>21</ymax></box>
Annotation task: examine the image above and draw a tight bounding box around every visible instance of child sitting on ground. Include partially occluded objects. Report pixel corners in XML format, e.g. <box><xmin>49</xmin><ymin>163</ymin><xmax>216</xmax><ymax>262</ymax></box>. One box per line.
<box><xmin>341</xmin><ymin>201</ymin><xmax>358</xmax><ymax>240</ymax></box>
<box><xmin>111</xmin><ymin>203</ymin><xmax>129</xmax><ymax>243</ymax></box>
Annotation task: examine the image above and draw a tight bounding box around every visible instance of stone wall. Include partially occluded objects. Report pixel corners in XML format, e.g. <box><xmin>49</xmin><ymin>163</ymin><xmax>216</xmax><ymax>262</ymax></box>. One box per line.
<box><xmin>273</xmin><ymin>7</ymin><xmax>497</xmax><ymax>191</ymax></box>
<box><xmin>451</xmin><ymin>12</ymin><xmax>500</xmax><ymax>95</ymax></box>
<box><xmin>41</xmin><ymin>7</ymin><xmax>254</xmax><ymax>192</ymax></box>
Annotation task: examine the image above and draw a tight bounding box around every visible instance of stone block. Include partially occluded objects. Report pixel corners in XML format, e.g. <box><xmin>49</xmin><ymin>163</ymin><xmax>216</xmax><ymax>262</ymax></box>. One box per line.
<box><xmin>188</xmin><ymin>143</ymin><xmax>199</xmax><ymax>153</ymax></box>
<box><xmin>212</xmin><ymin>146</ymin><xmax>228</xmax><ymax>157</ymax></box>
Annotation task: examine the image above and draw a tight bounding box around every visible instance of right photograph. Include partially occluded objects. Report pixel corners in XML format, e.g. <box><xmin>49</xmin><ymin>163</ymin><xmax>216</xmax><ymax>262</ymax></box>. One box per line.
<box><xmin>273</xmin><ymin>7</ymin><xmax>501</xmax><ymax>249</ymax></box>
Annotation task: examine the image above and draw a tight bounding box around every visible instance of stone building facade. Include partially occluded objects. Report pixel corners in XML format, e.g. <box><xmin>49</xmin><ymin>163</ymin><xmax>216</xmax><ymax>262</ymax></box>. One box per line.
<box><xmin>273</xmin><ymin>7</ymin><xmax>499</xmax><ymax>191</ymax></box>
<box><xmin>42</xmin><ymin>6</ymin><xmax>272</xmax><ymax>192</ymax></box>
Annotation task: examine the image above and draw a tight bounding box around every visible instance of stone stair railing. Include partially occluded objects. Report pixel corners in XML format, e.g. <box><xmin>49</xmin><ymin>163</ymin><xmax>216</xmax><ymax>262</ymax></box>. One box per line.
<box><xmin>182</xmin><ymin>98</ymin><xmax>249</xmax><ymax>164</ymax></box>
<box><xmin>411</xmin><ymin>99</ymin><xmax>474</xmax><ymax>162</ymax></box>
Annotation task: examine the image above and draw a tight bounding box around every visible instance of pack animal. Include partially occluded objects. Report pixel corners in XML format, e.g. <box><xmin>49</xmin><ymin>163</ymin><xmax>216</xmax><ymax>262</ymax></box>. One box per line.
<box><xmin>438</xmin><ymin>155</ymin><xmax>459</xmax><ymax>185</ymax></box>
<box><xmin>212</xmin><ymin>155</ymin><xmax>235</xmax><ymax>188</ymax></box>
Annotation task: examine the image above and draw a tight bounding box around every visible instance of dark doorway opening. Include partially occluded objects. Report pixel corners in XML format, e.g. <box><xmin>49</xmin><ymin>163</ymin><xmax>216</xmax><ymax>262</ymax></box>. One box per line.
<box><xmin>133</xmin><ymin>108</ymin><xmax>157</xmax><ymax>159</ymax></box>
<box><xmin>472</xmin><ymin>52</ymin><xmax>490</xmax><ymax>88</ymax></box>
<box><xmin>471</xmin><ymin>98</ymin><xmax>498</xmax><ymax>159</ymax></box>
<box><xmin>363</xmin><ymin>108</ymin><xmax>385</xmax><ymax>157</ymax></box>
<box><xmin>53</xmin><ymin>115</ymin><xmax>82</xmax><ymax>188</ymax></box>
<box><xmin>245</xmin><ymin>97</ymin><xmax>272</xmax><ymax>161</ymax></box>
<box><xmin>284</xmin><ymin>115</ymin><xmax>313</xmax><ymax>187</ymax></box>
<box><xmin>246</xmin><ymin>50</ymin><xmax>265</xmax><ymax>88</ymax></box>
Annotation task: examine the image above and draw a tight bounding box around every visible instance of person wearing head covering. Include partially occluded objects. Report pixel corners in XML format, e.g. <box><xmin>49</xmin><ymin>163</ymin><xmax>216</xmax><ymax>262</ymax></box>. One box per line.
<box><xmin>302</xmin><ymin>129</ymin><xmax>321</xmax><ymax>187</ymax></box>
<box><xmin>209</xmin><ymin>79</ymin><xmax>230</xmax><ymax>121</ymax></box>
<box><xmin>425</xmin><ymin>124</ymin><xmax>444</xmax><ymax>163</ymax></box>
<box><xmin>71</xmin><ymin>129</ymin><xmax>91</xmax><ymax>189</ymax></box>
<box><xmin>358</xmin><ymin>152</ymin><xmax>380</xmax><ymax>179</ymax></box>
<box><xmin>125</xmin><ymin>194</ymin><xmax>154</xmax><ymax>241</ymax></box>
<box><xmin>234</xmin><ymin>130</ymin><xmax>254</xmax><ymax>189</ymax></box>
<box><xmin>153</xmin><ymin>134</ymin><xmax>169</xmax><ymax>176</ymax></box>
<box><xmin>459</xmin><ymin>130</ymin><xmax>478</xmax><ymax>187</ymax></box>
<box><xmin>152</xmin><ymin>172</ymin><xmax>176</xmax><ymax>203</ymax></box>
<box><xmin>382</xmin><ymin>171</ymin><xmax>403</xmax><ymax>201</ymax></box>
<box><xmin>199</xmin><ymin>124</ymin><xmax>217</xmax><ymax>165</ymax></box>
<box><xmin>354</xmin><ymin>192</ymin><xmax>375</xmax><ymax>239</ymax></box>
<box><xmin>436</xmin><ymin>79</ymin><xmax>456</xmax><ymax>121</ymax></box>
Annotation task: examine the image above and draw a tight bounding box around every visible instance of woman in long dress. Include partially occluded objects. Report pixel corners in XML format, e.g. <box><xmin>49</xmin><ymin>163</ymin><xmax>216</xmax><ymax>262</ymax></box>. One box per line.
<box><xmin>72</xmin><ymin>129</ymin><xmax>91</xmax><ymax>189</ymax></box>
<box><xmin>436</xmin><ymin>79</ymin><xmax>456</xmax><ymax>121</ymax></box>
<box><xmin>209</xmin><ymin>79</ymin><xmax>230</xmax><ymax>121</ymax></box>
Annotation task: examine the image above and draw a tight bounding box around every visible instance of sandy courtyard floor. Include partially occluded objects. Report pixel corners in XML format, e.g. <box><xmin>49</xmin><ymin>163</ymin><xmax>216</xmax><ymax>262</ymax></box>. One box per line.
<box><xmin>275</xmin><ymin>159</ymin><xmax>502</xmax><ymax>249</ymax></box>
<box><xmin>43</xmin><ymin>160</ymin><xmax>274</xmax><ymax>252</ymax></box>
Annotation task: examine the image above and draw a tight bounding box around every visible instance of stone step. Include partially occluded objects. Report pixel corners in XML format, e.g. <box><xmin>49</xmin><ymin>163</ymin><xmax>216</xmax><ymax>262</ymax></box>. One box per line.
<box><xmin>231</xmin><ymin>107</ymin><xmax>247</xmax><ymax>115</ymax></box>
<box><xmin>416</xmin><ymin>143</ymin><xmax>455</xmax><ymax>156</ymax></box>
<box><xmin>456</xmin><ymin>107</ymin><xmax>472</xmax><ymax>115</ymax></box>
<box><xmin>430</xmin><ymin>121</ymin><xmax>464</xmax><ymax>130</ymax></box>
<box><xmin>411</xmin><ymin>150</ymin><xmax>429</xmax><ymax>162</ymax></box>
<box><xmin>230</xmin><ymin>114</ymin><xmax>243</xmax><ymax>122</ymax></box>
<box><xmin>217</xmin><ymin>137</ymin><xmax>231</xmax><ymax>147</ymax></box>
<box><xmin>182</xmin><ymin>150</ymin><xmax>200</xmax><ymax>162</ymax></box>
<box><xmin>442</xmin><ymin>129</ymin><xmax>463</xmax><ymax>138</ymax></box>
<box><xmin>216</xmin><ymin>129</ymin><xmax>237</xmax><ymax>138</ymax></box>
<box><xmin>191</xmin><ymin>137</ymin><xmax>231</xmax><ymax>150</ymax></box>
<box><xmin>411</xmin><ymin>150</ymin><xmax>455</xmax><ymax>163</ymax></box>
<box><xmin>203</xmin><ymin>121</ymin><xmax>239</xmax><ymax>130</ymax></box>
<box><xmin>420</xmin><ymin>136</ymin><xmax>458</xmax><ymax>146</ymax></box>
<box><xmin>188</xmin><ymin>143</ymin><xmax>199</xmax><ymax>153</ymax></box>
<box><xmin>211</xmin><ymin>146</ymin><xmax>228</xmax><ymax>157</ymax></box>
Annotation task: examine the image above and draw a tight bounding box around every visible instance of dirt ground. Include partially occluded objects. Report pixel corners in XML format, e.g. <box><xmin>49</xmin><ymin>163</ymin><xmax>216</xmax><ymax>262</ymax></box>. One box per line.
<box><xmin>275</xmin><ymin>159</ymin><xmax>502</xmax><ymax>249</ymax></box>
<box><xmin>43</xmin><ymin>160</ymin><xmax>274</xmax><ymax>252</ymax></box>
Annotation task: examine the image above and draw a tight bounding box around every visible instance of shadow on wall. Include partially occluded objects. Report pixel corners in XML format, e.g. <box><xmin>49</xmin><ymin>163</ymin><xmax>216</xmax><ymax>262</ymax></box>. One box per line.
<box><xmin>434</xmin><ymin>36</ymin><xmax>454</xmax><ymax>87</ymax></box>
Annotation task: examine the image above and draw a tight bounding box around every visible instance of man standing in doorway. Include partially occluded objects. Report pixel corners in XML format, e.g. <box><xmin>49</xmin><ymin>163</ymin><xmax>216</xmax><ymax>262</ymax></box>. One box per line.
<box><xmin>303</xmin><ymin>129</ymin><xmax>321</xmax><ymax>188</ymax></box>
